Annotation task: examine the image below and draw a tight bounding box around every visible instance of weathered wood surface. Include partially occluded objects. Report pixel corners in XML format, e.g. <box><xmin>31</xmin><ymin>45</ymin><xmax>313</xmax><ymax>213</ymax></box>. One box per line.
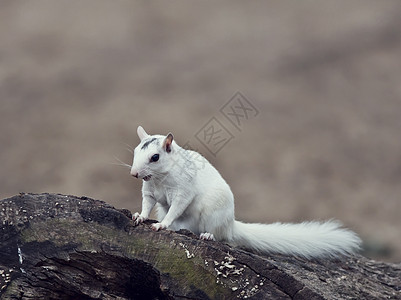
<box><xmin>0</xmin><ymin>193</ymin><xmax>400</xmax><ymax>299</ymax></box>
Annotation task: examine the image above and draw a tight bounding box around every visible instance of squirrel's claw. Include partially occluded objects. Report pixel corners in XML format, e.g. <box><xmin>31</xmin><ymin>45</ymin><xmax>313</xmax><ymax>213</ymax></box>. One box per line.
<box><xmin>151</xmin><ymin>223</ymin><xmax>167</xmax><ymax>231</ymax></box>
<box><xmin>132</xmin><ymin>212</ymin><xmax>147</xmax><ymax>226</ymax></box>
<box><xmin>200</xmin><ymin>232</ymin><xmax>215</xmax><ymax>241</ymax></box>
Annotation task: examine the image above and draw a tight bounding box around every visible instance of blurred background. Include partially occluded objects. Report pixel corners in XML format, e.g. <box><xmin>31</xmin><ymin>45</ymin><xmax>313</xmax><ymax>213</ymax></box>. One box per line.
<box><xmin>1</xmin><ymin>1</ymin><xmax>401</xmax><ymax>262</ymax></box>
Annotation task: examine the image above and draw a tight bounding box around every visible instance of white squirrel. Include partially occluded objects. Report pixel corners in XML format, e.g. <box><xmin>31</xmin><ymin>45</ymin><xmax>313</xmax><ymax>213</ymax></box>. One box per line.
<box><xmin>130</xmin><ymin>126</ymin><xmax>361</xmax><ymax>259</ymax></box>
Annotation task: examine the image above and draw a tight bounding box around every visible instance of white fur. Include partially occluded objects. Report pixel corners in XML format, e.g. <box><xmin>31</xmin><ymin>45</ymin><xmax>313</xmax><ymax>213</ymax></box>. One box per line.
<box><xmin>131</xmin><ymin>126</ymin><xmax>361</xmax><ymax>258</ymax></box>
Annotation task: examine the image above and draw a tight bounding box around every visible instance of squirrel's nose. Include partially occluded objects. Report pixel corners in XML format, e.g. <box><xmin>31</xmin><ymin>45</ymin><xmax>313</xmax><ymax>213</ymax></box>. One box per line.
<box><xmin>130</xmin><ymin>168</ymin><xmax>139</xmax><ymax>178</ymax></box>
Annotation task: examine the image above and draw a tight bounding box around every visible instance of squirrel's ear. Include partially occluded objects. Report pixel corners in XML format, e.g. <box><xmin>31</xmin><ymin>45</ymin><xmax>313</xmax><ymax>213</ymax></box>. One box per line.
<box><xmin>163</xmin><ymin>133</ymin><xmax>174</xmax><ymax>153</ymax></box>
<box><xmin>137</xmin><ymin>126</ymin><xmax>149</xmax><ymax>141</ymax></box>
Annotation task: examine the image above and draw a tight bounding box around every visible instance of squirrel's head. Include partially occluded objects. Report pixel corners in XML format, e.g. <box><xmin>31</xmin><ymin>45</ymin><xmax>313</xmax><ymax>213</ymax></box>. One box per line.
<box><xmin>130</xmin><ymin>126</ymin><xmax>175</xmax><ymax>181</ymax></box>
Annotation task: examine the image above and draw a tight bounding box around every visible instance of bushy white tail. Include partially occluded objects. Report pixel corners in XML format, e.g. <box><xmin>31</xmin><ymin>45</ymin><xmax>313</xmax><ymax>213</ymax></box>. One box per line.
<box><xmin>231</xmin><ymin>220</ymin><xmax>361</xmax><ymax>258</ymax></box>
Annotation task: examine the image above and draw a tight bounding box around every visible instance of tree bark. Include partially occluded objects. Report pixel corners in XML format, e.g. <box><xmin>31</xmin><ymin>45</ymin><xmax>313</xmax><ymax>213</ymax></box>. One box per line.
<box><xmin>0</xmin><ymin>193</ymin><xmax>400</xmax><ymax>299</ymax></box>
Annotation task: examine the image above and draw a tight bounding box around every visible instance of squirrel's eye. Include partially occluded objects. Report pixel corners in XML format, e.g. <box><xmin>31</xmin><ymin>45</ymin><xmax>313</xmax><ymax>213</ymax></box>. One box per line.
<box><xmin>150</xmin><ymin>154</ymin><xmax>159</xmax><ymax>162</ymax></box>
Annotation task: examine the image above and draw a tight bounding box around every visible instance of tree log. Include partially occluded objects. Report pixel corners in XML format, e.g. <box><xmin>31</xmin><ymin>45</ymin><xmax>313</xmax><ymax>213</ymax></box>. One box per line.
<box><xmin>0</xmin><ymin>193</ymin><xmax>400</xmax><ymax>299</ymax></box>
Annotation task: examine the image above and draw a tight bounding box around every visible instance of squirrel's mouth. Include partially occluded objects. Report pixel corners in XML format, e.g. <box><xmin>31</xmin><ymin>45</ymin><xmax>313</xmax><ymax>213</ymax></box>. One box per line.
<box><xmin>143</xmin><ymin>175</ymin><xmax>152</xmax><ymax>181</ymax></box>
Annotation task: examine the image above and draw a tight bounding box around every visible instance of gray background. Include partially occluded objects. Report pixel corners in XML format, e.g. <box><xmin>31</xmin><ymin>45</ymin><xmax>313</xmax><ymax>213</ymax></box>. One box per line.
<box><xmin>1</xmin><ymin>1</ymin><xmax>401</xmax><ymax>261</ymax></box>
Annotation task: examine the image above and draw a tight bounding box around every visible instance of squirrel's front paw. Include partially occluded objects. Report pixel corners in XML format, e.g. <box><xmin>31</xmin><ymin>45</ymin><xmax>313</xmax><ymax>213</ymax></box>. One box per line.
<box><xmin>132</xmin><ymin>212</ymin><xmax>147</xmax><ymax>226</ymax></box>
<box><xmin>151</xmin><ymin>223</ymin><xmax>167</xmax><ymax>231</ymax></box>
